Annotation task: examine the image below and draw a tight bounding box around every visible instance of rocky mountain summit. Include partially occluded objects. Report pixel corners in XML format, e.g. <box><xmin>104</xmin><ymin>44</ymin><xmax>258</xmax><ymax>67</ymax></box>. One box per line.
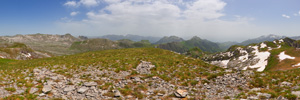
<box><xmin>0</xmin><ymin>41</ymin><xmax>50</xmax><ymax>60</ymax></box>
<box><xmin>0</xmin><ymin>33</ymin><xmax>85</xmax><ymax>56</ymax></box>
<box><xmin>205</xmin><ymin>37</ymin><xmax>300</xmax><ymax>71</ymax></box>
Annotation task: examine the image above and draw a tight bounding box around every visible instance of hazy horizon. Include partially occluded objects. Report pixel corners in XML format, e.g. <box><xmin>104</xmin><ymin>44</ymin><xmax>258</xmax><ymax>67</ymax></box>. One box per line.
<box><xmin>0</xmin><ymin>0</ymin><xmax>300</xmax><ymax>42</ymax></box>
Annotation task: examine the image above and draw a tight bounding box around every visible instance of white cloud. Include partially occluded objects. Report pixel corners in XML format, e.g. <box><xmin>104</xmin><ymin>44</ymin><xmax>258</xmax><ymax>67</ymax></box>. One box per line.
<box><xmin>59</xmin><ymin>0</ymin><xmax>257</xmax><ymax>42</ymax></box>
<box><xmin>64</xmin><ymin>0</ymin><xmax>99</xmax><ymax>7</ymax></box>
<box><xmin>70</xmin><ymin>11</ymin><xmax>79</xmax><ymax>16</ymax></box>
<box><xmin>64</xmin><ymin>1</ymin><xmax>78</xmax><ymax>7</ymax></box>
<box><xmin>80</xmin><ymin>0</ymin><xmax>99</xmax><ymax>7</ymax></box>
<box><xmin>282</xmin><ymin>14</ymin><xmax>290</xmax><ymax>19</ymax></box>
<box><xmin>294</xmin><ymin>13</ymin><xmax>298</xmax><ymax>16</ymax></box>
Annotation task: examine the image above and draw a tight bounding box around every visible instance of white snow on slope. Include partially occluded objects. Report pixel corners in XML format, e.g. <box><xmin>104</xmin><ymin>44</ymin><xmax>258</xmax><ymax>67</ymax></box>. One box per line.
<box><xmin>0</xmin><ymin>56</ymin><xmax>5</xmax><ymax>58</ymax></box>
<box><xmin>277</xmin><ymin>45</ymin><xmax>281</xmax><ymax>49</ymax></box>
<box><xmin>278</xmin><ymin>51</ymin><xmax>295</xmax><ymax>61</ymax></box>
<box><xmin>238</xmin><ymin>49</ymin><xmax>249</xmax><ymax>62</ymax></box>
<box><xmin>260</xmin><ymin>43</ymin><xmax>267</xmax><ymax>48</ymax></box>
<box><xmin>22</xmin><ymin>53</ymin><xmax>31</xmax><ymax>58</ymax></box>
<box><xmin>292</xmin><ymin>63</ymin><xmax>300</xmax><ymax>67</ymax></box>
<box><xmin>211</xmin><ymin>59</ymin><xmax>230</xmax><ymax>68</ymax></box>
<box><xmin>246</xmin><ymin>46</ymin><xmax>270</xmax><ymax>72</ymax></box>
<box><xmin>279</xmin><ymin>39</ymin><xmax>284</xmax><ymax>43</ymax></box>
<box><xmin>221</xmin><ymin>60</ymin><xmax>230</xmax><ymax>66</ymax></box>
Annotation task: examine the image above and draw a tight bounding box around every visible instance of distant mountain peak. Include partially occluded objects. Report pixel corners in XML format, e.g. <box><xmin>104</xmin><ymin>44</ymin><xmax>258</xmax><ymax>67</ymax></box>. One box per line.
<box><xmin>239</xmin><ymin>34</ymin><xmax>285</xmax><ymax>45</ymax></box>
<box><xmin>259</xmin><ymin>34</ymin><xmax>284</xmax><ymax>39</ymax></box>
<box><xmin>100</xmin><ymin>34</ymin><xmax>161</xmax><ymax>43</ymax></box>
<box><xmin>190</xmin><ymin>36</ymin><xmax>201</xmax><ymax>40</ymax></box>
<box><xmin>155</xmin><ymin>36</ymin><xmax>184</xmax><ymax>44</ymax></box>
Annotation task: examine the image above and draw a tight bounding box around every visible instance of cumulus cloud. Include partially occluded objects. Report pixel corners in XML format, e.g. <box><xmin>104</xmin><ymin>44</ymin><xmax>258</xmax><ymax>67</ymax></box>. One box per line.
<box><xmin>59</xmin><ymin>0</ymin><xmax>257</xmax><ymax>42</ymax></box>
<box><xmin>80</xmin><ymin>0</ymin><xmax>99</xmax><ymax>7</ymax></box>
<box><xmin>64</xmin><ymin>1</ymin><xmax>78</xmax><ymax>7</ymax></box>
<box><xmin>64</xmin><ymin>0</ymin><xmax>99</xmax><ymax>7</ymax></box>
<box><xmin>282</xmin><ymin>14</ymin><xmax>290</xmax><ymax>19</ymax></box>
<box><xmin>70</xmin><ymin>11</ymin><xmax>79</xmax><ymax>16</ymax></box>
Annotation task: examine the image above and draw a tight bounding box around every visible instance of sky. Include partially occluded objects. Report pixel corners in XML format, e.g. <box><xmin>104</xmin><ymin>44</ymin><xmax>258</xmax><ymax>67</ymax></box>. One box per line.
<box><xmin>0</xmin><ymin>0</ymin><xmax>300</xmax><ymax>42</ymax></box>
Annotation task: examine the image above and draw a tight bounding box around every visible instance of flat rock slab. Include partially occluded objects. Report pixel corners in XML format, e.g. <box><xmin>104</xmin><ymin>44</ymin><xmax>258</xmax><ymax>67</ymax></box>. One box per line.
<box><xmin>64</xmin><ymin>85</ymin><xmax>76</xmax><ymax>92</ymax></box>
<box><xmin>30</xmin><ymin>87</ymin><xmax>39</xmax><ymax>94</ymax></box>
<box><xmin>84</xmin><ymin>82</ymin><xmax>97</xmax><ymax>87</ymax></box>
<box><xmin>174</xmin><ymin>89</ymin><xmax>188</xmax><ymax>98</ymax></box>
<box><xmin>78</xmin><ymin>86</ymin><xmax>89</xmax><ymax>93</ymax></box>
<box><xmin>42</xmin><ymin>85</ymin><xmax>52</xmax><ymax>93</ymax></box>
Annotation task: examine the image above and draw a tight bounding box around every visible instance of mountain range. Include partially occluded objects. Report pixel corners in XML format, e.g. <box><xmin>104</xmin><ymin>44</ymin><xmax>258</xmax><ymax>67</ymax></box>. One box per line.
<box><xmin>1</xmin><ymin>33</ymin><xmax>300</xmax><ymax>99</ymax></box>
<box><xmin>96</xmin><ymin>34</ymin><xmax>161</xmax><ymax>43</ymax></box>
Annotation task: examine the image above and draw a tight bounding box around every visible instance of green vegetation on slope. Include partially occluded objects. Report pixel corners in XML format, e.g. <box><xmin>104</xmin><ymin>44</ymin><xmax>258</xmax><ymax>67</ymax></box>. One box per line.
<box><xmin>157</xmin><ymin>36</ymin><xmax>222</xmax><ymax>53</ymax></box>
<box><xmin>70</xmin><ymin>39</ymin><xmax>152</xmax><ymax>52</ymax></box>
<box><xmin>0</xmin><ymin>48</ymin><xmax>218</xmax><ymax>82</ymax></box>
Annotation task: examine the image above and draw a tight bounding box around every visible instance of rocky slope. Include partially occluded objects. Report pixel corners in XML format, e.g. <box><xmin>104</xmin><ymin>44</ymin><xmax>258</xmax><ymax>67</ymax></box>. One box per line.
<box><xmin>0</xmin><ymin>40</ymin><xmax>50</xmax><ymax>60</ymax></box>
<box><xmin>238</xmin><ymin>34</ymin><xmax>285</xmax><ymax>46</ymax></box>
<box><xmin>2</xmin><ymin>47</ymin><xmax>300</xmax><ymax>99</ymax></box>
<box><xmin>0</xmin><ymin>33</ymin><xmax>85</xmax><ymax>56</ymax></box>
<box><xmin>204</xmin><ymin>37</ymin><xmax>300</xmax><ymax>71</ymax></box>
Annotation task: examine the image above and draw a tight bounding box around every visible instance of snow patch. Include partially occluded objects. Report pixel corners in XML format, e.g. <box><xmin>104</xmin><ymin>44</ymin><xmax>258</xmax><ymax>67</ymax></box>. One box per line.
<box><xmin>246</xmin><ymin>46</ymin><xmax>270</xmax><ymax>72</ymax></box>
<box><xmin>260</xmin><ymin>43</ymin><xmax>267</xmax><ymax>48</ymax></box>
<box><xmin>292</xmin><ymin>63</ymin><xmax>300</xmax><ymax>67</ymax></box>
<box><xmin>268</xmin><ymin>47</ymin><xmax>272</xmax><ymax>51</ymax></box>
<box><xmin>239</xmin><ymin>54</ymin><xmax>249</xmax><ymax>62</ymax></box>
<box><xmin>221</xmin><ymin>60</ymin><xmax>230</xmax><ymax>66</ymax></box>
<box><xmin>211</xmin><ymin>59</ymin><xmax>230</xmax><ymax>68</ymax></box>
<box><xmin>22</xmin><ymin>53</ymin><xmax>31</xmax><ymax>58</ymax></box>
<box><xmin>278</xmin><ymin>51</ymin><xmax>295</xmax><ymax>61</ymax></box>
<box><xmin>279</xmin><ymin>39</ymin><xmax>284</xmax><ymax>43</ymax></box>
<box><xmin>277</xmin><ymin>45</ymin><xmax>281</xmax><ymax>49</ymax></box>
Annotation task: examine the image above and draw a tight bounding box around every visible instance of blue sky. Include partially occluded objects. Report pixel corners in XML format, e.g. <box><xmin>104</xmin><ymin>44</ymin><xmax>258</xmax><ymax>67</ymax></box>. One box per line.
<box><xmin>0</xmin><ymin>0</ymin><xmax>300</xmax><ymax>42</ymax></box>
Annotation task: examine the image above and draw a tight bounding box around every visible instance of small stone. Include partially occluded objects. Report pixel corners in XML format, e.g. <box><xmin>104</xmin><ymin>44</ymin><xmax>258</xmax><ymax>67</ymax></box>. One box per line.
<box><xmin>157</xmin><ymin>93</ymin><xmax>164</xmax><ymax>96</ymax></box>
<box><xmin>86</xmin><ymin>92</ymin><xmax>95</xmax><ymax>97</ymax></box>
<box><xmin>114</xmin><ymin>90</ymin><xmax>121</xmax><ymax>97</ymax></box>
<box><xmin>250</xmin><ymin>88</ymin><xmax>261</xmax><ymax>91</ymax></box>
<box><xmin>280</xmin><ymin>81</ymin><xmax>292</xmax><ymax>87</ymax></box>
<box><xmin>30</xmin><ymin>87</ymin><xmax>39</xmax><ymax>94</ymax></box>
<box><xmin>126</xmin><ymin>95</ymin><xmax>133</xmax><ymax>98</ymax></box>
<box><xmin>78</xmin><ymin>86</ymin><xmax>89</xmax><ymax>93</ymax></box>
<box><xmin>50</xmin><ymin>76</ymin><xmax>58</xmax><ymax>80</ymax></box>
<box><xmin>39</xmin><ymin>93</ymin><xmax>46</xmax><ymax>97</ymax></box>
<box><xmin>292</xmin><ymin>91</ymin><xmax>300</xmax><ymax>96</ymax></box>
<box><xmin>84</xmin><ymin>82</ymin><xmax>97</xmax><ymax>87</ymax></box>
<box><xmin>174</xmin><ymin>89</ymin><xmax>188</xmax><ymax>98</ymax></box>
<box><xmin>13</xmin><ymin>89</ymin><xmax>25</xmax><ymax>94</ymax></box>
<box><xmin>64</xmin><ymin>85</ymin><xmax>75</xmax><ymax>92</ymax></box>
<box><xmin>42</xmin><ymin>85</ymin><xmax>52</xmax><ymax>93</ymax></box>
